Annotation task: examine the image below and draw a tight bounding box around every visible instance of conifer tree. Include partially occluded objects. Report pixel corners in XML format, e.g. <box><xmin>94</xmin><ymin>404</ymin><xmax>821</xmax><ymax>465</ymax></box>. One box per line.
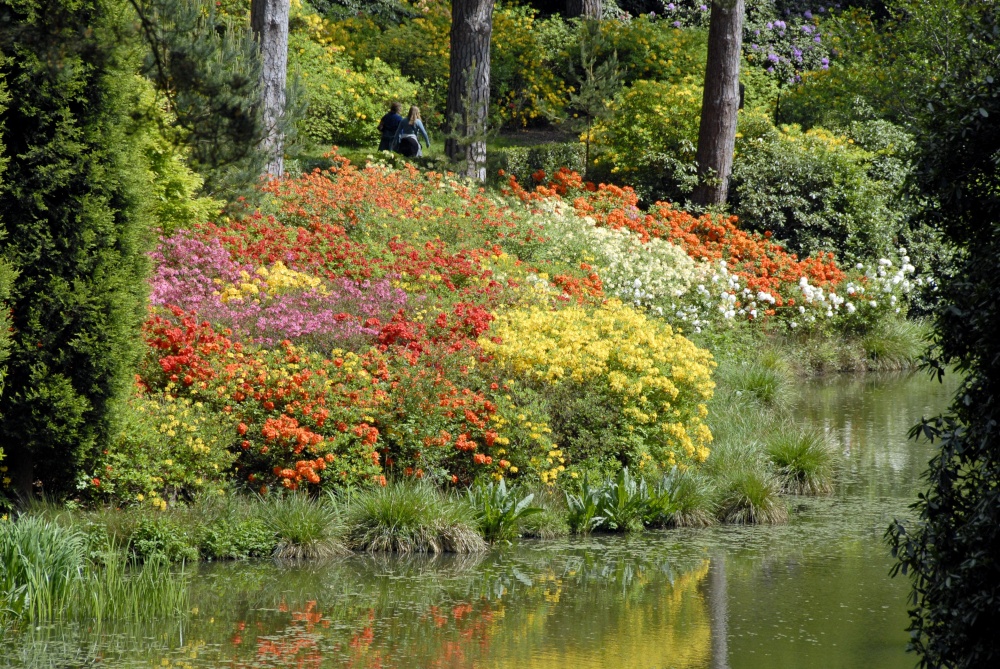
<box><xmin>0</xmin><ymin>0</ymin><xmax>152</xmax><ymax>497</ymax></box>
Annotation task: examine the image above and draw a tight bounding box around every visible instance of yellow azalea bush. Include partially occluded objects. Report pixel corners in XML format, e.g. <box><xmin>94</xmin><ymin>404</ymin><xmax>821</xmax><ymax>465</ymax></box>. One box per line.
<box><xmin>92</xmin><ymin>394</ymin><xmax>236</xmax><ymax>508</ymax></box>
<box><xmin>481</xmin><ymin>300</ymin><xmax>715</xmax><ymax>471</ymax></box>
<box><xmin>215</xmin><ymin>262</ymin><xmax>324</xmax><ymax>303</ymax></box>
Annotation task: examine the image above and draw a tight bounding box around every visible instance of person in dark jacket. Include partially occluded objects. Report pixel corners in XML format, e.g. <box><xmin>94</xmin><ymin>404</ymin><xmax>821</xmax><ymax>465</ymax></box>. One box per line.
<box><xmin>392</xmin><ymin>106</ymin><xmax>431</xmax><ymax>158</ymax></box>
<box><xmin>377</xmin><ymin>102</ymin><xmax>403</xmax><ymax>152</ymax></box>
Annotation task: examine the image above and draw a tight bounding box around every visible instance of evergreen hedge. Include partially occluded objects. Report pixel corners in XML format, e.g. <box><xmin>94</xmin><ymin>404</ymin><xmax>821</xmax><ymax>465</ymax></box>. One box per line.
<box><xmin>0</xmin><ymin>0</ymin><xmax>152</xmax><ymax>496</ymax></box>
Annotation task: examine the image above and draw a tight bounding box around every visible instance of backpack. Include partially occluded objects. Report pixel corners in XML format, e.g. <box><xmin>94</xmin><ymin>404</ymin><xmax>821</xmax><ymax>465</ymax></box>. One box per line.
<box><xmin>398</xmin><ymin>135</ymin><xmax>420</xmax><ymax>158</ymax></box>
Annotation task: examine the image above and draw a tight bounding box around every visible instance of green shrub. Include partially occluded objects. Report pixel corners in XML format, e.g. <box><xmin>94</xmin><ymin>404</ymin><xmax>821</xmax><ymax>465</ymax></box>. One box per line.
<box><xmin>487</xmin><ymin>142</ymin><xmax>585</xmax><ymax>187</ymax></box>
<box><xmin>766</xmin><ymin>428</ymin><xmax>838</xmax><ymax>495</ymax></box>
<box><xmin>93</xmin><ymin>394</ymin><xmax>236</xmax><ymax>508</ymax></box>
<box><xmin>467</xmin><ymin>478</ymin><xmax>542</xmax><ymax>543</ymax></box>
<box><xmin>346</xmin><ymin>482</ymin><xmax>485</xmax><ymax>554</ymax></box>
<box><xmin>565</xmin><ymin>473</ymin><xmax>606</xmax><ymax>535</ymax></box>
<box><xmin>261</xmin><ymin>493</ymin><xmax>346</xmax><ymax>560</ymax></box>
<box><xmin>731</xmin><ymin>112</ymin><xmax>911</xmax><ymax>264</ymax></box>
<box><xmin>650</xmin><ymin>467</ymin><xmax>716</xmax><ymax>528</ymax></box>
<box><xmin>590</xmin><ymin>79</ymin><xmax>702</xmax><ymax>203</ymax></box>
<box><xmin>518</xmin><ymin>484</ymin><xmax>570</xmax><ymax>539</ymax></box>
<box><xmin>0</xmin><ymin>0</ymin><xmax>153</xmax><ymax>496</ymax></box>
<box><xmin>129</xmin><ymin>516</ymin><xmax>199</xmax><ymax>563</ymax></box>
<box><xmin>290</xmin><ymin>31</ymin><xmax>419</xmax><ymax>147</ymax></box>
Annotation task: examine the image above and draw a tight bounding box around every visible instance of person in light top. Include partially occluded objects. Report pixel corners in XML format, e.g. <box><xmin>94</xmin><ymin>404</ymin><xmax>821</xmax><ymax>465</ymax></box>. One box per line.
<box><xmin>392</xmin><ymin>105</ymin><xmax>431</xmax><ymax>158</ymax></box>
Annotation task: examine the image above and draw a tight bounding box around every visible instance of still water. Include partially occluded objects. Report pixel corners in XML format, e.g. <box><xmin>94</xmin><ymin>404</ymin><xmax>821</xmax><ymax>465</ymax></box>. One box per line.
<box><xmin>2</xmin><ymin>372</ymin><xmax>956</xmax><ymax>669</ymax></box>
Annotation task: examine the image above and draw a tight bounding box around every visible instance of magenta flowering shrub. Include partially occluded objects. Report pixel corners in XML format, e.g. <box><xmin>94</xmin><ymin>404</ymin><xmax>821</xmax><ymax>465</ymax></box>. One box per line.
<box><xmin>150</xmin><ymin>232</ymin><xmax>409</xmax><ymax>350</ymax></box>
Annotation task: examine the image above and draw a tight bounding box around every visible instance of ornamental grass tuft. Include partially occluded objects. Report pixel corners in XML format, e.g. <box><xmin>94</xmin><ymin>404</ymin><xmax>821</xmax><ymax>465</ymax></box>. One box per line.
<box><xmin>346</xmin><ymin>482</ymin><xmax>486</xmax><ymax>554</ymax></box>
<box><xmin>718</xmin><ymin>468</ymin><xmax>788</xmax><ymax>525</ymax></box>
<box><xmin>767</xmin><ymin>428</ymin><xmax>838</xmax><ymax>495</ymax></box>
<box><xmin>261</xmin><ymin>493</ymin><xmax>347</xmax><ymax>560</ymax></box>
<box><xmin>861</xmin><ymin>317</ymin><xmax>929</xmax><ymax>371</ymax></box>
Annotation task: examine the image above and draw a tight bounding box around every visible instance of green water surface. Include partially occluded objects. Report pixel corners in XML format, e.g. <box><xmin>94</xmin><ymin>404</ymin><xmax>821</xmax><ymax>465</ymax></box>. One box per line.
<box><xmin>0</xmin><ymin>371</ymin><xmax>956</xmax><ymax>669</ymax></box>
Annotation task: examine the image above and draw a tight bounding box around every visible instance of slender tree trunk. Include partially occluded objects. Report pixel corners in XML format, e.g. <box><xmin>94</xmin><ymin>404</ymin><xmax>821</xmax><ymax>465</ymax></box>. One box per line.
<box><xmin>445</xmin><ymin>0</ymin><xmax>494</xmax><ymax>181</ymax></box>
<box><xmin>693</xmin><ymin>0</ymin><xmax>744</xmax><ymax>206</ymax></box>
<box><xmin>566</xmin><ymin>0</ymin><xmax>602</xmax><ymax>19</ymax></box>
<box><xmin>251</xmin><ymin>0</ymin><xmax>289</xmax><ymax>179</ymax></box>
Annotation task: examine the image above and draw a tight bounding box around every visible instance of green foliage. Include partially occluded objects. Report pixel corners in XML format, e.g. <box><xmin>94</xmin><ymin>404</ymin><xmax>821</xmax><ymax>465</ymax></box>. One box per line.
<box><xmin>564</xmin><ymin>473</ymin><xmax>605</xmax><ymax>535</ymax></box>
<box><xmin>0</xmin><ymin>67</ymin><xmax>13</xmax><ymax>414</ymax></box>
<box><xmin>487</xmin><ymin>142</ymin><xmax>585</xmax><ymax>187</ymax></box>
<box><xmin>133</xmin><ymin>0</ymin><xmax>270</xmax><ymax>197</ymax></box>
<box><xmin>130</xmin><ymin>516</ymin><xmax>200</xmax><ymax>563</ymax></box>
<box><xmin>653</xmin><ymin>467</ymin><xmax>716</xmax><ymax>528</ymax></box>
<box><xmin>766</xmin><ymin>428</ymin><xmax>837</xmax><ymax>494</ymax></box>
<box><xmin>0</xmin><ymin>0</ymin><xmax>153</xmax><ymax>496</ymax></box>
<box><xmin>590</xmin><ymin>78</ymin><xmax>702</xmax><ymax>203</ymax></box>
<box><xmin>262</xmin><ymin>493</ymin><xmax>346</xmax><ymax>559</ymax></box>
<box><xmin>731</xmin><ymin>112</ymin><xmax>908</xmax><ymax>263</ymax></box>
<box><xmin>93</xmin><ymin>394</ymin><xmax>236</xmax><ymax>506</ymax></box>
<box><xmin>585</xmin><ymin>15</ymin><xmax>708</xmax><ymax>87</ymax></box>
<box><xmin>598</xmin><ymin>467</ymin><xmax>649</xmax><ymax>533</ymax></box>
<box><xmin>715</xmin><ymin>355</ymin><xmax>792</xmax><ymax>408</ymax></box>
<box><xmin>884</xmin><ymin>4</ymin><xmax>1000</xmax><ymax>666</ymax></box>
<box><xmin>467</xmin><ymin>478</ymin><xmax>542</xmax><ymax>543</ymax></box>
<box><xmin>860</xmin><ymin>316</ymin><xmax>928</xmax><ymax>371</ymax></box>
<box><xmin>0</xmin><ymin>516</ymin><xmax>85</xmax><ymax>620</ymax></box>
<box><xmin>0</xmin><ymin>515</ymin><xmax>188</xmax><ymax>623</ymax></box>
<box><xmin>345</xmin><ymin>482</ymin><xmax>486</xmax><ymax>554</ymax></box>
<box><xmin>717</xmin><ymin>467</ymin><xmax>787</xmax><ymax>524</ymax></box>
<box><xmin>290</xmin><ymin>32</ymin><xmax>419</xmax><ymax>147</ymax></box>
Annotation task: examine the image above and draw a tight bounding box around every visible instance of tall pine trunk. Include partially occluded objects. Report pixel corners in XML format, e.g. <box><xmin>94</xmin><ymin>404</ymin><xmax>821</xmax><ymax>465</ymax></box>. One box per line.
<box><xmin>251</xmin><ymin>0</ymin><xmax>289</xmax><ymax>179</ymax></box>
<box><xmin>445</xmin><ymin>0</ymin><xmax>494</xmax><ymax>181</ymax></box>
<box><xmin>693</xmin><ymin>0</ymin><xmax>744</xmax><ymax>206</ymax></box>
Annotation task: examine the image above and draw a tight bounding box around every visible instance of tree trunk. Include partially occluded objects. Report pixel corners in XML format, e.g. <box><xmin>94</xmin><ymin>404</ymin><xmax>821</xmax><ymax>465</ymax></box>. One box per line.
<box><xmin>445</xmin><ymin>0</ymin><xmax>494</xmax><ymax>181</ymax></box>
<box><xmin>251</xmin><ymin>0</ymin><xmax>289</xmax><ymax>179</ymax></box>
<box><xmin>692</xmin><ymin>0</ymin><xmax>744</xmax><ymax>206</ymax></box>
<box><xmin>566</xmin><ymin>0</ymin><xmax>602</xmax><ymax>19</ymax></box>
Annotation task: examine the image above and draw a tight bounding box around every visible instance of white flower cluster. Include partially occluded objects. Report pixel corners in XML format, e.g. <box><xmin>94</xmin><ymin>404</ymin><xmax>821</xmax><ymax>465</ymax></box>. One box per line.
<box><xmin>532</xmin><ymin>206</ymin><xmax>697</xmax><ymax>308</ymax></box>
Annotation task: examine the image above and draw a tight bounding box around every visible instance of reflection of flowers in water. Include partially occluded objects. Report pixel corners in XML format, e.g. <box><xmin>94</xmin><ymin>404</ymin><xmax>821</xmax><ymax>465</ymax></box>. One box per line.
<box><xmin>145</xmin><ymin>551</ymin><xmax>713</xmax><ymax>669</ymax></box>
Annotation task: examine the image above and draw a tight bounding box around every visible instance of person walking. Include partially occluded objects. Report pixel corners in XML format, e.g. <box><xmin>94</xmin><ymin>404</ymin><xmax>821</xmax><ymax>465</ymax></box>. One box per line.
<box><xmin>377</xmin><ymin>102</ymin><xmax>404</xmax><ymax>152</ymax></box>
<box><xmin>392</xmin><ymin>106</ymin><xmax>431</xmax><ymax>158</ymax></box>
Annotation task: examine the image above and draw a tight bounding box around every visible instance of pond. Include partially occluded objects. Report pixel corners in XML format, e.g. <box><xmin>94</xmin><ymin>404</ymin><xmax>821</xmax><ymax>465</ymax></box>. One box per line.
<box><xmin>1</xmin><ymin>371</ymin><xmax>956</xmax><ymax>669</ymax></box>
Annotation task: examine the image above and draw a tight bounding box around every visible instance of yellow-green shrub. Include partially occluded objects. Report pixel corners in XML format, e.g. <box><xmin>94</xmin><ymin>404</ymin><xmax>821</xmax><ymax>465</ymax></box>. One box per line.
<box><xmin>590</xmin><ymin>78</ymin><xmax>703</xmax><ymax>202</ymax></box>
<box><xmin>93</xmin><ymin>394</ymin><xmax>237</xmax><ymax>508</ymax></box>
<box><xmin>289</xmin><ymin>30</ymin><xmax>419</xmax><ymax>146</ymax></box>
<box><xmin>481</xmin><ymin>300</ymin><xmax>715</xmax><ymax>471</ymax></box>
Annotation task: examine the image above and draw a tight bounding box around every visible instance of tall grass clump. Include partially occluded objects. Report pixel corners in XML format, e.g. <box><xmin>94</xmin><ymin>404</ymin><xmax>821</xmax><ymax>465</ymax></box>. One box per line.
<box><xmin>767</xmin><ymin>428</ymin><xmax>838</xmax><ymax>494</ymax></box>
<box><xmin>651</xmin><ymin>468</ymin><xmax>717</xmax><ymax>528</ymax></box>
<box><xmin>715</xmin><ymin>355</ymin><xmax>792</xmax><ymax>407</ymax></box>
<box><xmin>0</xmin><ymin>516</ymin><xmax>84</xmax><ymax>621</ymax></box>
<box><xmin>861</xmin><ymin>317</ymin><xmax>929</xmax><ymax>371</ymax></box>
<box><xmin>717</xmin><ymin>468</ymin><xmax>788</xmax><ymax>524</ymax></box>
<box><xmin>467</xmin><ymin>479</ymin><xmax>542</xmax><ymax>542</ymax></box>
<box><xmin>72</xmin><ymin>549</ymin><xmax>188</xmax><ymax>622</ymax></box>
<box><xmin>262</xmin><ymin>493</ymin><xmax>347</xmax><ymax>560</ymax></box>
<box><xmin>346</xmin><ymin>482</ymin><xmax>486</xmax><ymax>554</ymax></box>
<box><xmin>519</xmin><ymin>484</ymin><xmax>570</xmax><ymax>539</ymax></box>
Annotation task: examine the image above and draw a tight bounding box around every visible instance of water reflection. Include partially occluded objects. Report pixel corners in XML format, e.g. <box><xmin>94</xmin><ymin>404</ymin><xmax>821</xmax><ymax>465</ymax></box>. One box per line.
<box><xmin>0</xmin><ymin>371</ymin><xmax>958</xmax><ymax>669</ymax></box>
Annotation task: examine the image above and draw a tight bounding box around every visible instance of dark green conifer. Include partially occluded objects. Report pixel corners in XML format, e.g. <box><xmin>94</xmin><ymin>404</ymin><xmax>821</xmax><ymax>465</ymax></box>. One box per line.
<box><xmin>0</xmin><ymin>0</ymin><xmax>152</xmax><ymax>496</ymax></box>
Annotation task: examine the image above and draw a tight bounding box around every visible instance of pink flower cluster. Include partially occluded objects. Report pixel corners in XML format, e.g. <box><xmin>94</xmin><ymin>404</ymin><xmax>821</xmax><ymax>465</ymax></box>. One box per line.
<box><xmin>150</xmin><ymin>232</ymin><xmax>409</xmax><ymax>350</ymax></box>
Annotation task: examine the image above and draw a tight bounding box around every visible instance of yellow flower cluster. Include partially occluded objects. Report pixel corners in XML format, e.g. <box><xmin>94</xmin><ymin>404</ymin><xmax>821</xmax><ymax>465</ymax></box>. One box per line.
<box><xmin>216</xmin><ymin>262</ymin><xmax>324</xmax><ymax>304</ymax></box>
<box><xmin>489</xmin><ymin>396</ymin><xmax>565</xmax><ymax>484</ymax></box>
<box><xmin>481</xmin><ymin>300</ymin><xmax>715</xmax><ymax>467</ymax></box>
